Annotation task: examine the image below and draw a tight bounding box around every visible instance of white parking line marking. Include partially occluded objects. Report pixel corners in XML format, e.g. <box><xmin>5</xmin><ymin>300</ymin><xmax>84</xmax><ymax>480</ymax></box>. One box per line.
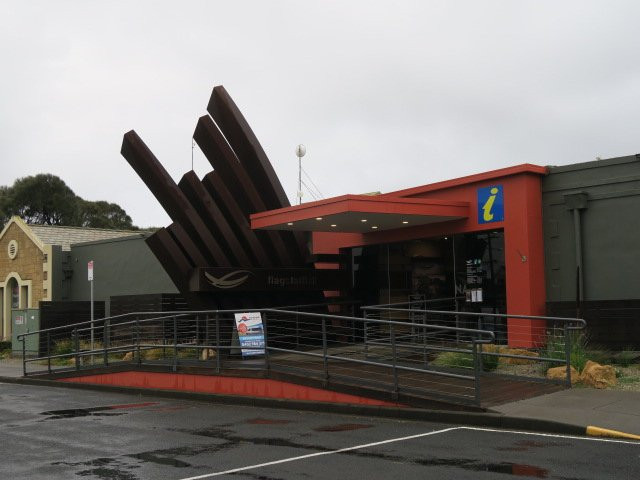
<box><xmin>177</xmin><ymin>425</ymin><xmax>639</xmax><ymax>480</ymax></box>
<box><xmin>177</xmin><ymin>427</ymin><xmax>460</xmax><ymax>479</ymax></box>
<box><xmin>461</xmin><ymin>426</ymin><xmax>640</xmax><ymax>445</ymax></box>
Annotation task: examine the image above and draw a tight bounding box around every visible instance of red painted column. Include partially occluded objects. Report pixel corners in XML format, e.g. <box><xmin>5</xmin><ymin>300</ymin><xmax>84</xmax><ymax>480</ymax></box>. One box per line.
<box><xmin>503</xmin><ymin>174</ymin><xmax>546</xmax><ymax>347</ymax></box>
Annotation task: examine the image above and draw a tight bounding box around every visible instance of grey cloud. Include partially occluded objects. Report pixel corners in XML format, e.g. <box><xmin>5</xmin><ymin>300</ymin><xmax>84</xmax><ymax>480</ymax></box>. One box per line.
<box><xmin>1</xmin><ymin>0</ymin><xmax>639</xmax><ymax>227</ymax></box>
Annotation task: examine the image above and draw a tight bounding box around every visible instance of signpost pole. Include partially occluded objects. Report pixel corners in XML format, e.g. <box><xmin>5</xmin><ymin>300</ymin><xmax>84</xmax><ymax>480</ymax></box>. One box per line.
<box><xmin>88</xmin><ymin>260</ymin><xmax>94</xmax><ymax>365</ymax></box>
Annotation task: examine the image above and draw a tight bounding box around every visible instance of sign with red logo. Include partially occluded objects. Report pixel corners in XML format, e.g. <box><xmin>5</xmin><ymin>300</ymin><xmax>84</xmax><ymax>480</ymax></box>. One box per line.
<box><xmin>233</xmin><ymin>312</ymin><xmax>265</xmax><ymax>357</ymax></box>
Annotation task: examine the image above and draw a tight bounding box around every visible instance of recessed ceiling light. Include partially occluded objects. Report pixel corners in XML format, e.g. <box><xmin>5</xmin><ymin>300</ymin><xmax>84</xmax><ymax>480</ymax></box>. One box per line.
<box><xmin>330</xmin><ymin>224</ymin><xmax>337</xmax><ymax>227</ymax></box>
<box><xmin>371</xmin><ymin>226</ymin><xmax>378</xmax><ymax>229</ymax></box>
<box><xmin>402</xmin><ymin>221</ymin><xmax>409</xmax><ymax>224</ymax></box>
<box><xmin>287</xmin><ymin>222</ymin><xmax>293</xmax><ymax>226</ymax></box>
<box><xmin>361</xmin><ymin>219</ymin><xmax>367</xmax><ymax>223</ymax></box>
<box><xmin>315</xmin><ymin>217</ymin><xmax>323</xmax><ymax>221</ymax></box>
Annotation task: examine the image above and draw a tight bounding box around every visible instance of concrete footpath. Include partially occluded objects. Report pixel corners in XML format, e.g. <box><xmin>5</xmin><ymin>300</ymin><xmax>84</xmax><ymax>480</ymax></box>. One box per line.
<box><xmin>1</xmin><ymin>358</ymin><xmax>639</xmax><ymax>440</ymax></box>
<box><xmin>493</xmin><ymin>388</ymin><xmax>640</xmax><ymax>439</ymax></box>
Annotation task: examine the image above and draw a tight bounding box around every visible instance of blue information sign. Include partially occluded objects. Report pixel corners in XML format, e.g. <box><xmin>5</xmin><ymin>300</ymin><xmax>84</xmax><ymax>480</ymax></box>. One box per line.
<box><xmin>477</xmin><ymin>185</ymin><xmax>504</xmax><ymax>224</ymax></box>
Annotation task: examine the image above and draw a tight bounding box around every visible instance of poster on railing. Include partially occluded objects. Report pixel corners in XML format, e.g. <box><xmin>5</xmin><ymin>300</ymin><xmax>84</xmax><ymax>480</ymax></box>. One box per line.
<box><xmin>234</xmin><ymin>312</ymin><xmax>265</xmax><ymax>357</ymax></box>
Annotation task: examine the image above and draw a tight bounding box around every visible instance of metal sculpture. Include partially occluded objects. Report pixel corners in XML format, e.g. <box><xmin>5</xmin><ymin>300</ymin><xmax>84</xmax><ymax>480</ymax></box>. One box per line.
<box><xmin>121</xmin><ymin>86</ymin><xmax>341</xmax><ymax>309</ymax></box>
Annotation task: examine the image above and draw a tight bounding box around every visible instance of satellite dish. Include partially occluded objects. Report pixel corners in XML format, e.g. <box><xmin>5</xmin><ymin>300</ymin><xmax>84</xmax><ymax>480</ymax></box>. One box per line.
<box><xmin>296</xmin><ymin>144</ymin><xmax>306</xmax><ymax>158</ymax></box>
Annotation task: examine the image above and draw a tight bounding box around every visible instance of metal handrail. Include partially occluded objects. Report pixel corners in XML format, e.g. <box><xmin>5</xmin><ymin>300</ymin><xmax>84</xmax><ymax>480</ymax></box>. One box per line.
<box><xmin>362</xmin><ymin>305</ymin><xmax>586</xmax><ymax>326</ymax></box>
<box><xmin>364</xmin><ymin>296</ymin><xmax>465</xmax><ymax>309</ymax></box>
<box><xmin>16</xmin><ymin>299</ymin><xmax>360</xmax><ymax>341</ymax></box>
<box><xmin>362</xmin><ymin>302</ymin><xmax>587</xmax><ymax>389</ymax></box>
<box><xmin>18</xmin><ymin>302</ymin><xmax>583</xmax><ymax>404</ymax></box>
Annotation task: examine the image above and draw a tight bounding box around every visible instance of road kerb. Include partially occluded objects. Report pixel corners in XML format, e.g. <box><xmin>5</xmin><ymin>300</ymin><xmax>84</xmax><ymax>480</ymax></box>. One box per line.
<box><xmin>586</xmin><ymin>426</ymin><xmax>640</xmax><ymax>441</ymax></box>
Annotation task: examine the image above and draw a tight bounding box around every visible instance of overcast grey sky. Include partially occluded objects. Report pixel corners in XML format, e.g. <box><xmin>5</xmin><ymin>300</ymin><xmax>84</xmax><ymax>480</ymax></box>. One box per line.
<box><xmin>2</xmin><ymin>1</ymin><xmax>639</xmax><ymax>227</ymax></box>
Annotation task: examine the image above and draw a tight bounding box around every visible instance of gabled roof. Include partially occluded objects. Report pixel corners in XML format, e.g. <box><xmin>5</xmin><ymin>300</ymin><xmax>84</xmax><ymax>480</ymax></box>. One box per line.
<box><xmin>0</xmin><ymin>216</ymin><xmax>141</xmax><ymax>251</ymax></box>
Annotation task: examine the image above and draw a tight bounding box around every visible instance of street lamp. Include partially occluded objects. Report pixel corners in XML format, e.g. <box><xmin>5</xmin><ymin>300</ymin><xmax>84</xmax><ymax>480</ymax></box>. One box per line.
<box><xmin>296</xmin><ymin>144</ymin><xmax>306</xmax><ymax>205</ymax></box>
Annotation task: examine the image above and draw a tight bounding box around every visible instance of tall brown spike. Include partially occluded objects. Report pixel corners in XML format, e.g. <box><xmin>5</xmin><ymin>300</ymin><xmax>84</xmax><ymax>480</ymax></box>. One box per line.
<box><xmin>121</xmin><ymin>130</ymin><xmax>231</xmax><ymax>267</ymax></box>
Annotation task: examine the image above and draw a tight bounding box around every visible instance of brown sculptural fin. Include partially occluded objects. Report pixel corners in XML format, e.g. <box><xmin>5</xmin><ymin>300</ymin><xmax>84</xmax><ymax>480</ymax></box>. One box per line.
<box><xmin>207</xmin><ymin>86</ymin><xmax>289</xmax><ymax>210</ymax></box>
<box><xmin>193</xmin><ymin>115</ymin><xmax>264</xmax><ymax>215</ymax></box>
<box><xmin>167</xmin><ymin>223</ymin><xmax>208</xmax><ymax>267</ymax></box>
<box><xmin>194</xmin><ymin>119</ymin><xmax>296</xmax><ymax>266</ymax></box>
<box><xmin>178</xmin><ymin>171</ymin><xmax>252</xmax><ymax>266</ymax></box>
<box><xmin>201</xmin><ymin>171</ymin><xmax>274</xmax><ymax>268</ymax></box>
<box><xmin>145</xmin><ymin>227</ymin><xmax>192</xmax><ymax>292</ymax></box>
<box><xmin>206</xmin><ymin>87</ymin><xmax>308</xmax><ymax>263</ymax></box>
<box><xmin>121</xmin><ymin>130</ymin><xmax>231</xmax><ymax>267</ymax></box>
<box><xmin>121</xmin><ymin>86</ymin><xmax>334</xmax><ymax>310</ymax></box>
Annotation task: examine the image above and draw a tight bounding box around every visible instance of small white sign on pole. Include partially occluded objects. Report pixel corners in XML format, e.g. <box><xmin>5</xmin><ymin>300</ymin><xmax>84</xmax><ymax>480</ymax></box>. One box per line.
<box><xmin>88</xmin><ymin>260</ymin><xmax>94</xmax><ymax>364</ymax></box>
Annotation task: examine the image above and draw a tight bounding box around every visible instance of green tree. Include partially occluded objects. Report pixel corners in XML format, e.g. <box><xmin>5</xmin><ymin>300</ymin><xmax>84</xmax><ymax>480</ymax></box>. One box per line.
<box><xmin>0</xmin><ymin>186</ymin><xmax>10</xmax><ymax>226</ymax></box>
<box><xmin>1</xmin><ymin>174</ymin><xmax>137</xmax><ymax>229</ymax></box>
<box><xmin>9</xmin><ymin>174</ymin><xmax>79</xmax><ymax>225</ymax></box>
<box><xmin>78</xmin><ymin>200</ymin><xmax>135</xmax><ymax>229</ymax></box>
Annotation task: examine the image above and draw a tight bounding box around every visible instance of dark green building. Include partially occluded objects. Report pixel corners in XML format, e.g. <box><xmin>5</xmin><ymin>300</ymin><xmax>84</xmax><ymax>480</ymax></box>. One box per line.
<box><xmin>543</xmin><ymin>154</ymin><xmax>640</xmax><ymax>347</ymax></box>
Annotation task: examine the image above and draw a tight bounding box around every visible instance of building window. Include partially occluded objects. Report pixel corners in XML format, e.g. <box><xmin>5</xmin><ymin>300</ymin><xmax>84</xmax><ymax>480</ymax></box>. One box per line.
<box><xmin>20</xmin><ymin>285</ymin><xmax>28</xmax><ymax>309</ymax></box>
<box><xmin>43</xmin><ymin>253</ymin><xmax>48</xmax><ymax>262</ymax></box>
<box><xmin>11</xmin><ymin>284</ymin><xmax>19</xmax><ymax>309</ymax></box>
<box><xmin>43</xmin><ymin>271</ymin><xmax>48</xmax><ymax>281</ymax></box>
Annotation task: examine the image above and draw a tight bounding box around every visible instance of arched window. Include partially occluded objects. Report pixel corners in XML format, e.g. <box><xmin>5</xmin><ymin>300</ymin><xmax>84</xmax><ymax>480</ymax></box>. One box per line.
<box><xmin>8</xmin><ymin>278</ymin><xmax>19</xmax><ymax>309</ymax></box>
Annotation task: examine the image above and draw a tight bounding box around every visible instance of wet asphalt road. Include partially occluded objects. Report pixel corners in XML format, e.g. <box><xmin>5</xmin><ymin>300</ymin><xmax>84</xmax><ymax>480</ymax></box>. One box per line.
<box><xmin>0</xmin><ymin>382</ymin><xmax>638</xmax><ymax>479</ymax></box>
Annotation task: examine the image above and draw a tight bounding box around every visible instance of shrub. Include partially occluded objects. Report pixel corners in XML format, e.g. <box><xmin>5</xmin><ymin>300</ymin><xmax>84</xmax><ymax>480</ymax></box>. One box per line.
<box><xmin>52</xmin><ymin>339</ymin><xmax>74</xmax><ymax>357</ymax></box>
<box><xmin>542</xmin><ymin>332</ymin><xmax>589</xmax><ymax>373</ymax></box>
<box><xmin>432</xmin><ymin>351</ymin><xmax>474</xmax><ymax>369</ymax></box>
<box><xmin>0</xmin><ymin>341</ymin><xmax>11</xmax><ymax>359</ymax></box>
<box><xmin>432</xmin><ymin>348</ymin><xmax>499</xmax><ymax>372</ymax></box>
<box><xmin>142</xmin><ymin>347</ymin><xmax>168</xmax><ymax>360</ymax></box>
<box><xmin>615</xmin><ymin>349</ymin><xmax>637</xmax><ymax>368</ymax></box>
<box><xmin>480</xmin><ymin>350</ymin><xmax>500</xmax><ymax>372</ymax></box>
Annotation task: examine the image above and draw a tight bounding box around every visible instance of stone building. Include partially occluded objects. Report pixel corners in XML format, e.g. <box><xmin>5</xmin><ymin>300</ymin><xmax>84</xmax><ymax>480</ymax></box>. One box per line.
<box><xmin>0</xmin><ymin>216</ymin><xmax>175</xmax><ymax>340</ymax></box>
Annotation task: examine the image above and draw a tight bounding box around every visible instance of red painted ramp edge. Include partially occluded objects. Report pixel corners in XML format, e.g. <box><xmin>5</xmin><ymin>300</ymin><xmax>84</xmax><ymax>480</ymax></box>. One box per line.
<box><xmin>60</xmin><ymin>371</ymin><xmax>403</xmax><ymax>407</ymax></box>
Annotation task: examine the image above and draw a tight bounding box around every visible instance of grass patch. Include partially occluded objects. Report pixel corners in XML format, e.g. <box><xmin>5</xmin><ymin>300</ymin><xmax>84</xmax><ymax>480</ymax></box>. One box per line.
<box><xmin>431</xmin><ymin>351</ymin><xmax>474</xmax><ymax>369</ymax></box>
<box><xmin>617</xmin><ymin>375</ymin><xmax>640</xmax><ymax>385</ymax></box>
<box><xmin>0</xmin><ymin>341</ymin><xmax>11</xmax><ymax>359</ymax></box>
<box><xmin>48</xmin><ymin>339</ymin><xmax>74</xmax><ymax>365</ymax></box>
<box><xmin>177</xmin><ymin>347</ymin><xmax>200</xmax><ymax>359</ymax></box>
<box><xmin>431</xmin><ymin>348</ymin><xmax>499</xmax><ymax>372</ymax></box>
<box><xmin>142</xmin><ymin>347</ymin><xmax>170</xmax><ymax>360</ymax></box>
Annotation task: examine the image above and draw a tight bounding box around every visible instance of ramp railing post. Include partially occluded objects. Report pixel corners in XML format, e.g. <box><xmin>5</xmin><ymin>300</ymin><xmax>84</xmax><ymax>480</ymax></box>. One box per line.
<box><xmin>422</xmin><ymin>324</ymin><xmax>428</xmax><ymax>368</ymax></box>
<box><xmin>390</xmin><ymin>323</ymin><xmax>399</xmax><ymax>399</ymax></box>
<box><xmin>295</xmin><ymin>308</ymin><xmax>300</xmax><ymax>350</ymax></box>
<box><xmin>103</xmin><ymin>320</ymin><xmax>109</xmax><ymax>367</ymax></box>
<box><xmin>473</xmin><ymin>340</ymin><xmax>481</xmax><ymax>405</ymax></box>
<box><xmin>455</xmin><ymin>297</ymin><xmax>461</xmax><ymax>345</ymax></box>
<box><xmin>564</xmin><ymin>326</ymin><xmax>572</xmax><ymax>388</ymax></box>
<box><xmin>162</xmin><ymin>317</ymin><xmax>166</xmax><ymax>359</ymax></box>
<box><xmin>205</xmin><ymin>313</ymin><xmax>210</xmax><ymax>358</ymax></box>
<box><xmin>363</xmin><ymin>310</ymin><xmax>369</xmax><ymax>359</ymax></box>
<box><xmin>215</xmin><ymin>313</ymin><xmax>221</xmax><ymax>373</ymax></box>
<box><xmin>21</xmin><ymin>335</ymin><xmax>27</xmax><ymax>376</ymax></box>
<box><xmin>172</xmin><ymin>316</ymin><xmax>178</xmax><ymax>372</ymax></box>
<box><xmin>47</xmin><ymin>332</ymin><xmax>52</xmax><ymax>374</ymax></box>
<box><xmin>263</xmin><ymin>312</ymin><xmax>270</xmax><ymax>374</ymax></box>
<box><xmin>74</xmin><ymin>328</ymin><xmax>80</xmax><ymax>371</ymax></box>
<box><xmin>321</xmin><ymin>315</ymin><xmax>328</xmax><ymax>386</ymax></box>
<box><xmin>135</xmin><ymin>319</ymin><xmax>141</xmax><ymax>366</ymax></box>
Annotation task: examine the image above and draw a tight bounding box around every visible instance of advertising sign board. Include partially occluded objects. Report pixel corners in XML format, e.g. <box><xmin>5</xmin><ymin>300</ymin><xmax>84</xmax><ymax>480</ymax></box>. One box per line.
<box><xmin>234</xmin><ymin>312</ymin><xmax>265</xmax><ymax>357</ymax></box>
